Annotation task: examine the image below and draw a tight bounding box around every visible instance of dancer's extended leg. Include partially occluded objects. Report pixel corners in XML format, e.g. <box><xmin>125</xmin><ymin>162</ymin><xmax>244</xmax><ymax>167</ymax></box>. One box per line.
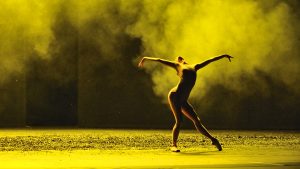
<box><xmin>182</xmin><ymin>101</ymin><xmax>222</xmax><ymax>151</ymax></box>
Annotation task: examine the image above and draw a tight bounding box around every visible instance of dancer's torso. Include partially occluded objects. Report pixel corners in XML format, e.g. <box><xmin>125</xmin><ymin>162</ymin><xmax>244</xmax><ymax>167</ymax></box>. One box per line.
<box><xmin>171</xmin><ymin>64</ymin><xmax>197</xmax><ymax>102</ymax></box>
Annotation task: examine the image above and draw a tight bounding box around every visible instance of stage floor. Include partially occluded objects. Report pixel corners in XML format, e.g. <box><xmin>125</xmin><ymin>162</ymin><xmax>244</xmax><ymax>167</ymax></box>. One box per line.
<box><xmin>0</xmin><ymin>129</ymin><xmax>299</xmax><ymax>168</ymax></box>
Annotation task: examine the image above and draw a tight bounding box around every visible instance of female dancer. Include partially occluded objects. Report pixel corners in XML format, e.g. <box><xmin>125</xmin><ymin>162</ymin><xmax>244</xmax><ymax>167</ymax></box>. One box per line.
<box><xmin>138</xmin><ymin>54</ymin><xmax>233</xmax><ymax>152</ymax></box>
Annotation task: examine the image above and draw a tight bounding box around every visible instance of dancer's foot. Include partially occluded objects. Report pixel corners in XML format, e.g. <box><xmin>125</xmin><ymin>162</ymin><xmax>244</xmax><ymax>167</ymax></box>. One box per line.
<box><xmin>170</xmin><ymin>146</ymin><xmax>180</xmax><ymax>152</ymax></box>
<box><xmin>211</xmin><ymin>138</ymin><xmax>222</xmax><ymax>151</ymax></box>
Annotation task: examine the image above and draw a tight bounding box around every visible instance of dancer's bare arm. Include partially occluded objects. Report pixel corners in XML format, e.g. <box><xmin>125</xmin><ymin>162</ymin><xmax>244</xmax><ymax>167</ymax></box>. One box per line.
<box><xmin>195</xmin><ymin>54</ymin><xmax>233</xmax><ymax>71</ymax></box>
<box><xmin>138</xmin><ymin>57</ymin><xmax>177</xmax><ymax>69</ymax></box>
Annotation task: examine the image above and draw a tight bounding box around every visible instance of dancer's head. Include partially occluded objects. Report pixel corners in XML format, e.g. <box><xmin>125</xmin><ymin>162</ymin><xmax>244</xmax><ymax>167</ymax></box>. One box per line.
<box><xmin>176</xmin><ymin>56</ymin><xmax>187</xmax><ymax>64</ymax></box>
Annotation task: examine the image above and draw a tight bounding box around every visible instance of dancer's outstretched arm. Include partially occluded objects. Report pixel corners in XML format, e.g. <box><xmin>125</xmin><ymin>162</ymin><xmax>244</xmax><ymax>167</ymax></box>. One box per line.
<box><xmin>138</xmin><ymin>57</ymin><xmax>177</xmax><ymax>69</ymax></box>
<box><xmin>195</xmin><ymin>54</ymin><xmax>233</xmax><ymax>71</ymax></box>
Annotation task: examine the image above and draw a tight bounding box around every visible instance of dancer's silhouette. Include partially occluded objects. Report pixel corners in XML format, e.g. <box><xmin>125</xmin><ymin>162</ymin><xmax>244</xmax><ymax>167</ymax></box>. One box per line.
<box><xmin>138</xmin><ymin>54</ymin><xmax>233</xmax><ymax>152</ymax></box>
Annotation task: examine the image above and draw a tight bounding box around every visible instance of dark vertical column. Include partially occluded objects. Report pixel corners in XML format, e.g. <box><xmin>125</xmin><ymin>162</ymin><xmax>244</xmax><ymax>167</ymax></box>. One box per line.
<box><xmin>25</xmin><ymin>7</ymin><xmax>78</xmax><ymax>127</ymax></box>
<box><xmin>0</xmin><ymin>75</ymin><xmax>26</xmax><ymax>127</ymax></box>
<box><xmin>0</xmin><ymin>38</ymin><xmax>26</xmax><ymax>127</ymax></box>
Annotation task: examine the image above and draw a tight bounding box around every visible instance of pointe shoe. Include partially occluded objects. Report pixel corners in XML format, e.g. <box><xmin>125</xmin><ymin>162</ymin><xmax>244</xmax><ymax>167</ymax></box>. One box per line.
<box><xmin>212</xmin><ymin>138</ymin><xmax>222</xmax><ymax>151</ymax></box>
<box><xmin>170</xmin><ymin>146</ymin><xmax>180</xmax><ymax>152</ymax></box>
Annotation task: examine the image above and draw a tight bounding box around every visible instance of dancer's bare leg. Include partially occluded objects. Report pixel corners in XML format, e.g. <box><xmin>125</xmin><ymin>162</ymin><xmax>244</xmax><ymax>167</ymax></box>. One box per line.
<box><xmin>182</xmin><ymin>101</ymin><xmax>222</xmax><ymax>151</ymax></box>
<box><xmin>168</xmin><ymin>92</ymin><xmax>182</xmax><ymax>149</ymax></box>
<box><xmin>181</xmin><ymin>102</ymin><xmax>213</xmax><ymax>139</ymax></box>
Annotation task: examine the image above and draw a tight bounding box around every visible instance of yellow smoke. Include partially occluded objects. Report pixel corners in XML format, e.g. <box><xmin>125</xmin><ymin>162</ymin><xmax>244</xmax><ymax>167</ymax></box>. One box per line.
<box><xmin>127</xmin><ymin>0</ymin><xmax>300</xmax><ymax>101</ymax></box>
<box><xmin>0</xmin><ymin>0</ymin><xmax>299</xmax><ymax>101</ymax></box>
<box><xmin>0</xmin><ymin>0</ymin><xmax>60</xmax><ymax>83</ymax></box>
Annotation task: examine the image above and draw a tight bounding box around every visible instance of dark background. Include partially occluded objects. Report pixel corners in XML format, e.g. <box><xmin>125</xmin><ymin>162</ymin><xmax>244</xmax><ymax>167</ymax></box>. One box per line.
<box><xmin>0</xmin><ymin>0</ymin><xmax>299</xmax><ymax>130</ymax></box>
